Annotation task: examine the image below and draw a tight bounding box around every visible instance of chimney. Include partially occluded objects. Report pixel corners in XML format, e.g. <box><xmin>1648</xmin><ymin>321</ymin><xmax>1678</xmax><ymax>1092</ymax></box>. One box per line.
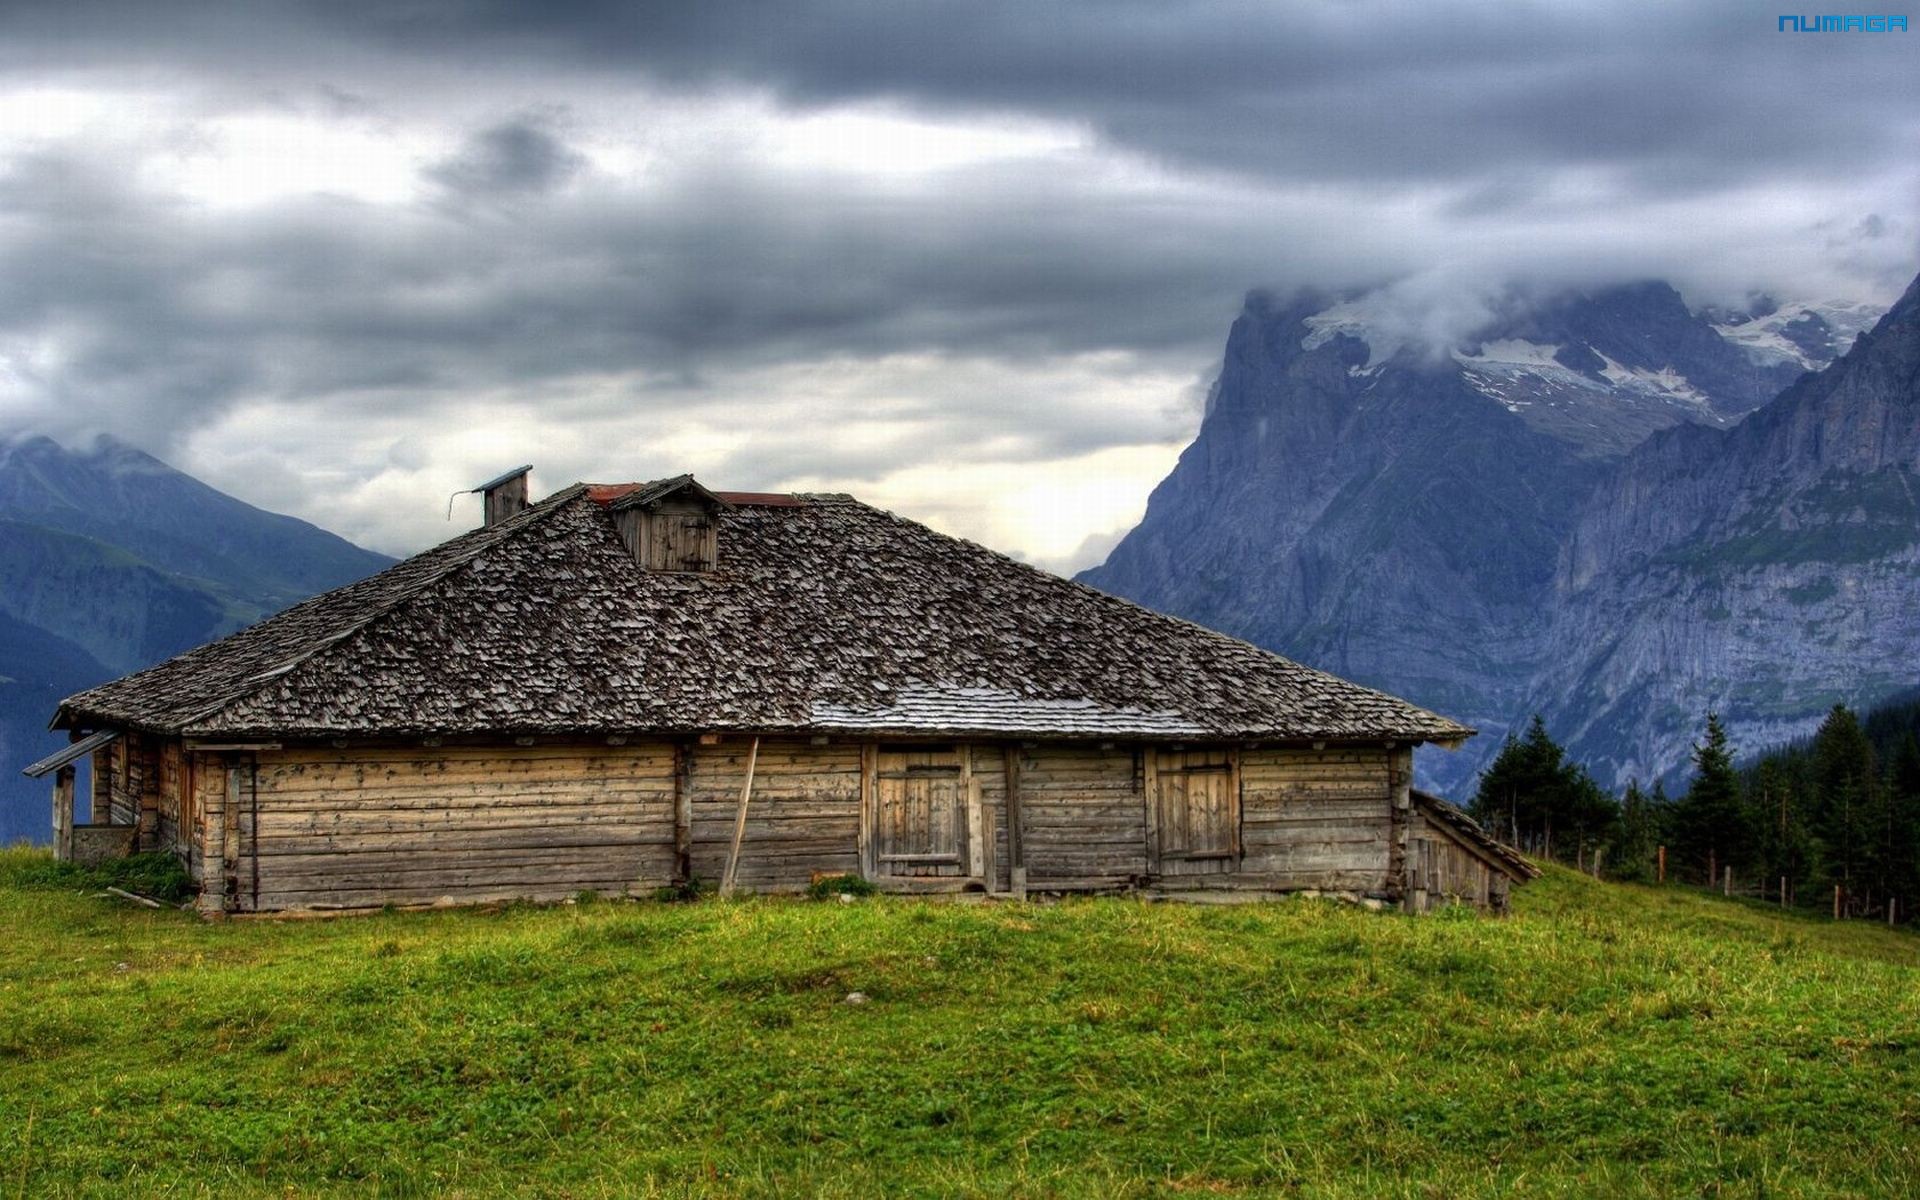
<box><xmin>475</xmin><ymin>465</ymin><xmax>532</xmax><ymax>528</ymax></box>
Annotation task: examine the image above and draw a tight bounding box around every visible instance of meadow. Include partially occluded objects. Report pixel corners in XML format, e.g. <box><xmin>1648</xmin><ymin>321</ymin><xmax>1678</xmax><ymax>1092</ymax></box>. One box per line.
<box><xmin>3</xmin><ymin>849</ymin><xmax>1917</xmax><ymax>1198</ymax></box>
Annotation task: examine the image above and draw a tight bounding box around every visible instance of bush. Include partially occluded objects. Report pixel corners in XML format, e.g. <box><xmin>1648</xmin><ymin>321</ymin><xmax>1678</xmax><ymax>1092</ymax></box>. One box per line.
<box><xmin>805</xmin><ymin>873</ymin><xmax>878</xmax><ymax>900</ymax></box>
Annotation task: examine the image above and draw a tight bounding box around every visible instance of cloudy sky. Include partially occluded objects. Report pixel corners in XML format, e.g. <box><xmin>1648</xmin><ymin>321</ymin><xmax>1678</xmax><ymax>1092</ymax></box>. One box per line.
<box><xmin>0</xmin><ymin>1</ymin><xmax>1915</xmax><ymax>570</ymax></box>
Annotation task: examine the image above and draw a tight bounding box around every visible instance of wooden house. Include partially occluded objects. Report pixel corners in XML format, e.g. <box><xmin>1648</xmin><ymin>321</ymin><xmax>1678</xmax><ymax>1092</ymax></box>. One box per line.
<box><xmin>25</xmin><ymin>469</ymin><xmax>1532</xmax><ymax>914</ymax></box>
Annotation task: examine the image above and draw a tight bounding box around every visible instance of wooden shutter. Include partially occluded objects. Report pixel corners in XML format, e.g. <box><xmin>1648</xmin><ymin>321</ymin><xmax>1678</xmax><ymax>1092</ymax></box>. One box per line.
<box><xmin>1154</xmin><ymin>750</ymin><xmax>1239</xmax><ymax>874</ymax></box>
<box><xmin>874</xmin><ymin>749</ymin><xmax>967</xmax><ymax>877</ymax></box>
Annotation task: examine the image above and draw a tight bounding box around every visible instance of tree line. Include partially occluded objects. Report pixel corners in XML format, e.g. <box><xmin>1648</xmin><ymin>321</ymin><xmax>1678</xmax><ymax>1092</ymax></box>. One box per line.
<box><xmin>1470</xmin><ymin>692</ymin><xmax>1920</xmax><ymax>920</ymax></box>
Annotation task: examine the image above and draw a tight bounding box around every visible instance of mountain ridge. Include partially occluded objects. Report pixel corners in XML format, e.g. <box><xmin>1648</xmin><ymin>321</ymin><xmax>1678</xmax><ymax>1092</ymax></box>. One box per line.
<box><xmin>1082</xmin><ymin>274</ymin><xmax>1906</xmax><ymax>794</ymax></box>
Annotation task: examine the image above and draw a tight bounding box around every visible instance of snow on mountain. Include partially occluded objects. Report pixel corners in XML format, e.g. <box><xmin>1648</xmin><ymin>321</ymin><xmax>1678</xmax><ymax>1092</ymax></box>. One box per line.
<box><xmin>1711</xmin><ymin>299</ymin><xmax>1885</xmax><ymax>372</ymax></box>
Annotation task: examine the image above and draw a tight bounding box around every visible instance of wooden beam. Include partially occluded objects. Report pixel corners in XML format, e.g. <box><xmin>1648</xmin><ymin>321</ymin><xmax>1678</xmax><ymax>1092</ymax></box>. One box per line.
<box><xmin>673</xmin><ymin>741</ymin><xmax>692</xmax><ymax>884</ymax></box>
<box><xmin>1004</xmin><ymin>744</ymin><xmax>1026</xmax><ymax>900</ymax></box>
<box><xmin>859</xmin><ymin>742</ymin><xmax>877</xmax><ymax>880</ymax></box>
<box><xmin>718</xmin><ymin>736</ymin><xmax>761</xmax><ymax>896</ymax></box>
<box><xmin>52</xmin><ymin>764</ymin><xmax>74</xmax><ymax>862</ymax></box>
<box><xmin>1141</xmin><ymin>747</ymin><xmax>1159</xmax><ymax>877</ymax></box>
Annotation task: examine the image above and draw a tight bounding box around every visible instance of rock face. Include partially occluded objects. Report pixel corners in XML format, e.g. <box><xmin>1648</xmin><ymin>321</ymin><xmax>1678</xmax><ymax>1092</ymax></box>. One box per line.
<box><xmin>0</xmin><ymin>435</ymin><xmax>391</xmax><ymax>843</ymax></box>
<box><xmin>1539</xmin><ymin>274</ymin><xmax>1920</xmax><ymax>788</ymax></box>
<box><xmin>1082</xmin><ymin>277</ymin><xmax>1900</xmax><ymax>794</ymax></box>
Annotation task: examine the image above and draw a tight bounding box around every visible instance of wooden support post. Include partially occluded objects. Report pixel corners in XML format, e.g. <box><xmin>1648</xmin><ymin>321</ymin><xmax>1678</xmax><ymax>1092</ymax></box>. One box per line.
<box><xmin>1723</xmin><ymin>865</ymin><xmax>1732</xmax><ymax>897</ymax></box>
<box><xmin>1592</xmin><ymin>846</ymin><xmax>1605</xmax><ymax>880</ymax></box>
<box><xmin>858</xmin><ymin>742</ymin><xmax>876</xmax><ymax>880</ymax></box>
<box><xmin>719</xmin><ymin>736</ymin><xmax>760</xmax><ymax>897</ymax></box>
<box><xmin>1834</xmin><ymin>884</ymin><xmax>1842</xmax><ymax>921</ymax></box>
<box><xmin>1657</xmin><ymin>845</ymin><xmax>1666</xmax><ymax>884</ymax></box>
<box><xmin>1890</xmin><ymin>897</ymin><xmax>1897</xmax><ymax>928</ymax></box>
<box><xmin>1004</xmin><ymin>745</ymin><xmax>1027</xmax><ymax>900</ymax></box>
<box><xmin>194</xmin><ymin>754</ymin><xmax>230</xmax><ymax>917</ymax></box>
<box><xmin>1388</xmin><ymin>748</ymin><xmax>1413</xmax><ymax>909</ymax></box>
<box><xmin>52</xmin><ymin>765</ymin><xmax>75</xmax><ymax>862</ymax></box>
<box><xmin>1780</xmin><ymin>876</ymin><xmax>1787</xmax><ymax>908</ymax></box>
<box><xmin>960</xmin><ymin>744</ymin><xmax>984</xmax><ymax>882</ymax></box>
<box><xmin>672</xmin><ymin>742</ymin><xmax>692</xmax><ymax>884</ymax></box>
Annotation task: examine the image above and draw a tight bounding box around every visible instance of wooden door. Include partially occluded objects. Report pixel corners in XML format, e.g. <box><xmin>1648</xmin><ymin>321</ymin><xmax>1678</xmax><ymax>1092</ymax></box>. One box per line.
<box><xmin>873</xmin><ymin>748</ymin><xmax>968</xmax><ymax>878</ymax></box>
<box><xmin>1153</xmin><ymin>750</ymin><xmax>1239</xmax><ymax>876</ymax></box>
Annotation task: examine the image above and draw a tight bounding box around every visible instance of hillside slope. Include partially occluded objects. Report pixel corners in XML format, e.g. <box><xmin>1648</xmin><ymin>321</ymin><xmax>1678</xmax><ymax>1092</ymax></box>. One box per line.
<box><xmin>3</xmin><ymin>857</ymin><xmax>1916</xmax><ymax>1198</ymax></box>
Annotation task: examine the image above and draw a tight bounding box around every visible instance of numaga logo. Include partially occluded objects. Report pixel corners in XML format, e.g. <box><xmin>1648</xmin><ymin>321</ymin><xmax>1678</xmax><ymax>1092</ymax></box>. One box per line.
<box><xmin>1778</xmin><ymin>14</ymin><xmax>1908</xmax><ymax>28</ymax></box>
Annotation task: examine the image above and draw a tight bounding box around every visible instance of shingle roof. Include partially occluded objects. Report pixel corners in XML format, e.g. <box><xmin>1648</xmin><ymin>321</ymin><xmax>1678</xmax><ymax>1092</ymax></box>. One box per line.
<box><xmin>53</xmin><ymin>483</ymin><xmax>1475</xmax><ymax>744</ymax></box>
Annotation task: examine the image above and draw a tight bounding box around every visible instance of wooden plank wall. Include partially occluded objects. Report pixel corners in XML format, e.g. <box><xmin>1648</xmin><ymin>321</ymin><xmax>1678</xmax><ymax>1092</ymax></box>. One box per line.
<box><xmin>687</xmin><ymin>740</ymin><xmax>861</xmax><ymax>891</ymax></box>
<box><xmin>1017</xmin><ymin>745</ymin><xmax>1146</xmax><ymax>885</ymax></box>
<box><xmin>1236</xmin><ymin>748</ymin><xmax>1394</xmax><ymax>894</ymax></box>
<box><xmin>969</xmin><ymin>745</ymin><xmax>1012</xmax><ymax>892</ymax></box>
<box><xmin>156</xmin><ymin>742</ymin><xmax>188</xmax><ymax>861</ymax></box>
<box><xmin>238</xmin><ymin>744</ymin><xmax>678</xmax><ymax>910</ymax></box>
<box><xmin>1411</xmin><ymin>815</ymin><xmax>1501</xmax><ymax>911</ymax></box>
<box><xmin>136</xmin><ymin>734</ymin><xmax>1430</xmax><ymax>912</ymax></box>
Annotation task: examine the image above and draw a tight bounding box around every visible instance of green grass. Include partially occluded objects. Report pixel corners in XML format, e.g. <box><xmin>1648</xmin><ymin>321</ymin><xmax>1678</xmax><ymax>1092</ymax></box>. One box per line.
<box><xmin>3</xmin><ymin>850</ymin><xmax>1919</xmax><ymax>1198</ymax></box>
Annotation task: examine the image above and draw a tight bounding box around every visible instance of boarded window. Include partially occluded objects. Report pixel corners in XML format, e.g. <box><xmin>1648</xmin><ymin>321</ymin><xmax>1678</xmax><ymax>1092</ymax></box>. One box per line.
<box><xmin>647</xmin><ymin>512</ymin><xmax>714</xmax><ymax>572</ymax></box>
<box><xmin>1154</xmin><ymin>750</ymin><xmax>1239</xmax><ymax>872</ymax></box>
<box><xmin>874</xmin><ymin>748</ymin><xmax>967</xmax><ymax>877</ymax></box>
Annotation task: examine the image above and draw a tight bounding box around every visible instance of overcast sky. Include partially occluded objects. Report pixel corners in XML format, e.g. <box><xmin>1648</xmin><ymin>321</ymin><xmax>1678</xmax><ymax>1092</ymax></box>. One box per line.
<box><xmin>0</xmin><ymin>1</ymin><xmax>1915</xmax><ymax>570</ymax></box>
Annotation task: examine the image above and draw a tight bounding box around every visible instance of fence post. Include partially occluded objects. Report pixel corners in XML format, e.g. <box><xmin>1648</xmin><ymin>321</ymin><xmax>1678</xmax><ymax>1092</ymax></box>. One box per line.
<box><xmin>1779</xmin><ymin>876</ymin><xmax>1786</xmax><ymax>908</ymax></box>
<box><xmin>1834</xmin><ymin>884</ymin><xmax>1842</xmax><ymax>920</ymax></box>
<box><xmin>1657</xmin><ymin>845</ymin><xmax>1666</xmax><ymax>884</ymax></box>
<box><xmin>1723</xmin><ymin>865</ymin><xmax>1731</xmax><ymax>897</ymax></box>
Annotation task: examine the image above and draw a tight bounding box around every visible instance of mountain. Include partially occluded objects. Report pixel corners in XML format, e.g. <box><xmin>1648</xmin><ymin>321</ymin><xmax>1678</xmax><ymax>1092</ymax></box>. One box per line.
<box><xmin>1081</xmin><ymin>278</ymin><xmax>1894</xmax><ymax>795</ymax></box>
<box><xmin>1539</xmin><ymin>274</ymin><xmax>1920</xmax><ymax>787</ymax></box>
<box><xmin>0</xmin><ymin>435</ymin><xmax>392</xmax><ymax>843</ymax></box>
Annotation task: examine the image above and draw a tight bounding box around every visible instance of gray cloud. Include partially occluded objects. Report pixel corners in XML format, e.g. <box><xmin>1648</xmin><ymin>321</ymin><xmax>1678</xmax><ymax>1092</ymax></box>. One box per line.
<box><xmin>0</xmin><ymin>0</ymin><xmax>1913</xmax><ymax>566</ymax></box>
<box><xmin>428</xmin><ymin>115</ymin><xmax>584</xmax><ymax>199</ymax></box>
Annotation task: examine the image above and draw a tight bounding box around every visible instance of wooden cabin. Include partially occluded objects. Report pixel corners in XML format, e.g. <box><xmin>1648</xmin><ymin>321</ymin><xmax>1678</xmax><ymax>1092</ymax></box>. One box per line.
<box><xmin>26</xmin><ymin>469</ymin><xmax>1533</xmax><ymax>914</ymax></box>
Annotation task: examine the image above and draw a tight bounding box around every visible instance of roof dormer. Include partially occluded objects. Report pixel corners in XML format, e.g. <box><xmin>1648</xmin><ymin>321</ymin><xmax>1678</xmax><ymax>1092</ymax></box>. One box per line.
<box><xmin>608</xmin><ymin>475</ymin><xmax>734</xmax><ymax>572</ymax></box>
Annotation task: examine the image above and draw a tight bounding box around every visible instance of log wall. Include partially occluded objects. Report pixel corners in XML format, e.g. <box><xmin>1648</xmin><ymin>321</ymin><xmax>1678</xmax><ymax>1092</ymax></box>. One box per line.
<box><xmin>687</xmin><ymin>739</ymin><xmax>862</xmax><ymax>891</ymax></box>
<box><xmin>1017</xmin><ymin>744</ymin><xmax>1147</xmax><ymax>885</ymax></box>
<box><xmin>1233</xmin><ymin>747</ymin><xmax>1396</xmax><ymax>895</ymax></box>
<box><xmin>236</xmin><ymin>744</ymin><xmax>678</xmax><ymax>911</ymax></box>
<box><xmin>132</xmin><ymin>734</ymin><xmax>1501</xmax><ymax>914</ymax></box>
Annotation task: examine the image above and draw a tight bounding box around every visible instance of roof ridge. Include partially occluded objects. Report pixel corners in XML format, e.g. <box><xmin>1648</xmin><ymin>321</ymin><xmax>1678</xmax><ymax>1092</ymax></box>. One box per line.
<box><xmin>175</xmin><ymin>484</ymin><xmax>589</xmax><ymax>731</ymax></box>
<box><xmin>840</xmin><ymin>498</ymin><xmax>1470</xmax><ymax>737</ymax></box>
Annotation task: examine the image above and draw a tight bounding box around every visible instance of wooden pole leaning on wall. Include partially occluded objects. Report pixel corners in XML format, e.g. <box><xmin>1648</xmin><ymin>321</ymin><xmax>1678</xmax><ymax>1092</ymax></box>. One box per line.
<box><xmin>719</xmin><ymin>736</ymin><xmax>761</xmax><ymax>897</ymax></box>
<box><xmin>52</xmin><ymin>764</ymin><xmax>75</xmax><ymax>863</ymax></box>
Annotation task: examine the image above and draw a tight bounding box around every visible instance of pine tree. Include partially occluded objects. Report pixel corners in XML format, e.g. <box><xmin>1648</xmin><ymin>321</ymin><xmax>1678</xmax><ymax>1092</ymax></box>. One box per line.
<box><xmin>1810</xmin><ymin>705</ymin><xmax>1876</xmax><ymax>914</ymax></box>
<box><xmin>1470</xmin><ymin>715</ymin><xmax>1618</xmax><ymax>863</ymax></box>
<box><xmin>1674</xmin><ymin>712</ymin><xmax>1744</xmax><ymax>885</ymax></box>
<box><xmin>1614</xmin><ymin>779</ymin><xmax>1659</xmax><ymax>882</ymax></box>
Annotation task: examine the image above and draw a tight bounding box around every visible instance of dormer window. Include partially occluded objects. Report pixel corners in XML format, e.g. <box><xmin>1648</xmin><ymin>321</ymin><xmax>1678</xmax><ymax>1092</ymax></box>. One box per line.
<box><xmin>609</xmin><ymin>475</ymin><xmax>733</xmax><ymax>572</ymax></box>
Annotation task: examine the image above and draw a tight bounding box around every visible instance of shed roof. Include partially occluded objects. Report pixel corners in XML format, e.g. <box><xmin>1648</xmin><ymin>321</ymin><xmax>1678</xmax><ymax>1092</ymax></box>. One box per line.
<box><xmin>53</xmin><ymin>482</ymin><xmax>1475</xmax><ymax>745</ymax></box>
<box><xmin>1412</xmin><ymin>789</ymin><xmax>1539</xmax><ymax>881</ymax></box>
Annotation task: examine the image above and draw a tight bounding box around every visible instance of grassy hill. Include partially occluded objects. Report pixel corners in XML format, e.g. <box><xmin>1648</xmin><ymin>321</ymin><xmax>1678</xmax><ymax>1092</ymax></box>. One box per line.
<box><xmin>3</xmin><ymin>854</ymin><xmax>1918</xmax><ymax>1198</ymax></box>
